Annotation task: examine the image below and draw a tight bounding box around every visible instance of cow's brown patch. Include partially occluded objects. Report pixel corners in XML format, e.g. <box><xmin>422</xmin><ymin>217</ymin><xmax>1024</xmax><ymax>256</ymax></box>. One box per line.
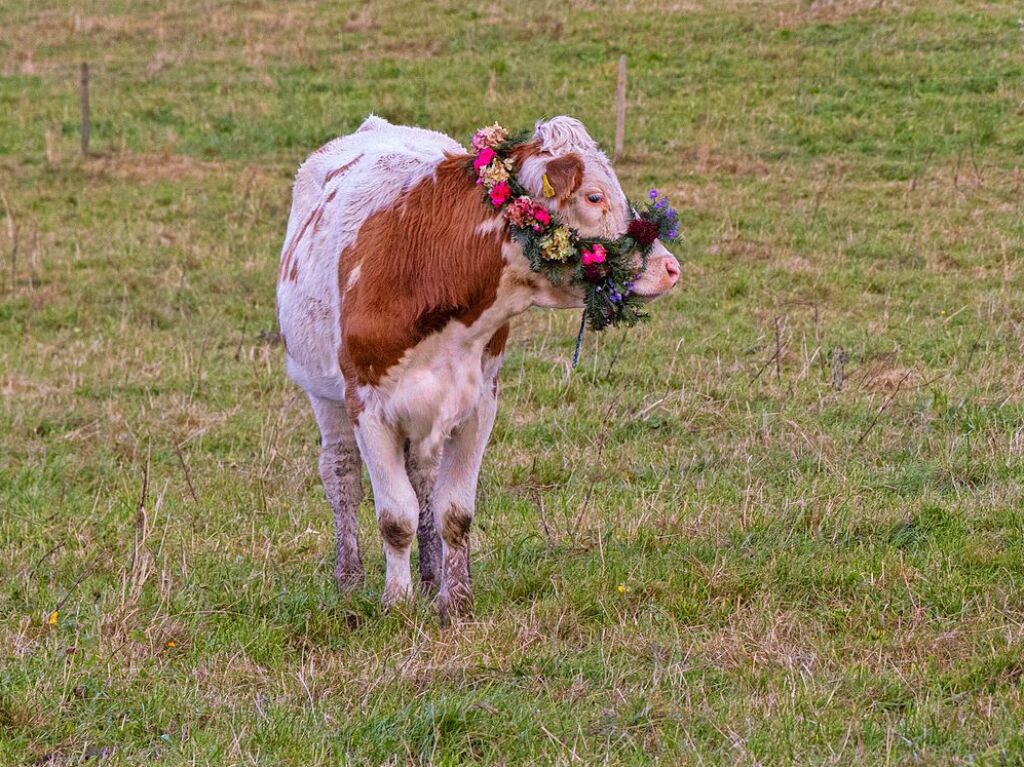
<box><xmin>338</xmin><ymin>155</ymin><xmax>508</xmax><ymax>386</ymax></box>
<box><xmin>280</xmin><ymin>189</ymin><xmax>337</xmax><ymax>282</ymax></box>
<box><xmin>378</xmin><ymin>511</ymin><xmax>414</xmax><ymax>549</ymax></box>
<box><xmin>544</xmin><ymin>152</ymin><xmax>584</xmax><ymax>203</ymax></box>
<box><xmin>485</xmin><ymin>323</ymin><xmax>509</xmax><ymax>357</ymax></box>
<box><xmin>325</xmin><ymin>155</ymin><xmax>362</xmax><ymax>183</ymax></box>
<box><xmin>509</xmin><ymin>139</ymin><xmax>541</xmax><ymax>165</ymax></box>
<box><xmin>441</xmin><ymin>506</ymin><xmax>473</xmax><ymax>546</ymax></box>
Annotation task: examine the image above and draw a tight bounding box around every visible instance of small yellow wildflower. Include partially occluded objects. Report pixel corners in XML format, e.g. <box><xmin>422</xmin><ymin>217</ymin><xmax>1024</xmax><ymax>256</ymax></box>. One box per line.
<box><xmin>47</xmin><ymin>610</ymin><xmax>59</xmax><ymax>625</ymax></box>
<box><xmin>617</xmin><ymin>584</ymin><xmax>626</xmax><ymax>594</ymax></box>
<box><xmin>166</xmin><ymin>640</ymin><xmax>176</xmax><ymax>649</ymax></box>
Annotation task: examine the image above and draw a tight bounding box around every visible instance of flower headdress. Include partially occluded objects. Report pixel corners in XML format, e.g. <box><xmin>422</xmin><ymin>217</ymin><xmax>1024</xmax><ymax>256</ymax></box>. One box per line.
<box><xmin>468</xmin><ymin>123</ymin><xmax>680</xmax><ymax>333</ymax></box>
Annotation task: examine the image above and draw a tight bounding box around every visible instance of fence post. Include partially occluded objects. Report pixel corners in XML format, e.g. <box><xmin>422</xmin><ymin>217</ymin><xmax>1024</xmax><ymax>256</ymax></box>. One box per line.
<box><xmin>614</xmin><ymin>56</ymin><xmax>627</xmax><ymax>159</ymax></box>
<box><xmin>81</xmin><ymin>62</ymin><xmax>89</xmax><ymax>157</ymax></box>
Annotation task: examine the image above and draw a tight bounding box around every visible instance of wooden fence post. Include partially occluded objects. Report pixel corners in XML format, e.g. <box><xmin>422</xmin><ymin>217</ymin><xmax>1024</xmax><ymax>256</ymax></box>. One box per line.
<box><xmin>80</xmin><ymin>62</ymin><xmax>89</xmax><ymax>157</ymax></box>
<box><xmin>614</xmin><ymin>56</ymin><xmax>627</xmax><ymax>159</ymax></box>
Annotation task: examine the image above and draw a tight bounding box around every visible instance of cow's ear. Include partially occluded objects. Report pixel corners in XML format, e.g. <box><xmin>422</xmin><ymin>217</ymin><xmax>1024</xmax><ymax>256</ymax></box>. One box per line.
<box><xmin>544</xmin><ymin>153</ymin><xmax>584</xmax><ymax>202</ymax></box>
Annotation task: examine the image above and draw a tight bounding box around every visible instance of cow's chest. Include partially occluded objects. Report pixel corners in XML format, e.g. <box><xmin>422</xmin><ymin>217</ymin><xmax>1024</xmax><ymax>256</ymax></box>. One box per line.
<box><xmin>374</xmin><ymin>335</ymin><xmax>489</xmax><ymax>455</ymax></box>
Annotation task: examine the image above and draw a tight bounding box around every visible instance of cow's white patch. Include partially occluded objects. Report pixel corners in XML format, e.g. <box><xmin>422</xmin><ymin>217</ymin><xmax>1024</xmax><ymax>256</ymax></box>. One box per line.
<box><xmin>344</xmin><ymin>263</ymin><xmax>361</xmax><ymax>293</ymax></box>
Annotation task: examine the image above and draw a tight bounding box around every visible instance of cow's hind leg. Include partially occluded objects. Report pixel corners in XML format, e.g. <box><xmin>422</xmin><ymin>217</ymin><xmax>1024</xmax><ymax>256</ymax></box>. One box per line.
<box><xmin>406</xmin><ymin>443</ymin><xmax>441</xmax><ymax>594</ymax></box>
<box><xmin>309</xmin><ymin>394</ymin><xmax>364</xmax><ymax>590</ymax></box>
<box><xmin>433</xmin><ymin>376</ymin><xmax>499</xmax><ymax>625</ymax></box>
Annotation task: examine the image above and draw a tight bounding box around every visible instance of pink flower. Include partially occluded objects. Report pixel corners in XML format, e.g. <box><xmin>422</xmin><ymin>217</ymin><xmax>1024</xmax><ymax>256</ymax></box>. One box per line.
<box><xmin>471</xmin><ymin>123</ymin><xmax>508</xmax><ymax>151</ymax></box>
<box><xmin>473</xmin><ymin>148</ymin><xmax>496</xmax><ymax>173</ymax></box>
<box><xmin>532</xmin><ymin>206</ymin><xmax>551</xmax><ymax>227</ymax></box>
<box><xmin>489</xmin><ymin>182</ymin><xmax>511</xmax><ymax>207</ymax></box>
<box><xmin>506</xmin><ymin>196</ymin><xmax>534</xmax><ymax>227</ymax></box>
<box><xmin>580</xmin><ymin>244</ymin><xmax>607</xmax><ymax>267</ymax></box>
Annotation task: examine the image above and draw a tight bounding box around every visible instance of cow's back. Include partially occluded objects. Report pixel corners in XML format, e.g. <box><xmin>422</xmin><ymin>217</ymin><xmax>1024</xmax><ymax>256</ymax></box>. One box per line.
<box><xmin>276</xmin><ymin>116</ymin><xmax>462</xmax><ymax>400</ymax></box>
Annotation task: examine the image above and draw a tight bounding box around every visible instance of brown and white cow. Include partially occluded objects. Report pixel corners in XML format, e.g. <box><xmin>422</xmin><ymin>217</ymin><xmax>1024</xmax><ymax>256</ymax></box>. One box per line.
<box><xmin>277</xmin><ymin>115</ymin><xmax>680</xmax><ymax>622</ymax></box>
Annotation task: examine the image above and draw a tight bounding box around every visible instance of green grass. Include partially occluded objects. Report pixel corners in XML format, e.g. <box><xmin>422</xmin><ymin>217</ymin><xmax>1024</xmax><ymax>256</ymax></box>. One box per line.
<box><xmin>2</xmin><ymin>0</ymin><xmax>1023</xmax><ymax>764</ymax></box>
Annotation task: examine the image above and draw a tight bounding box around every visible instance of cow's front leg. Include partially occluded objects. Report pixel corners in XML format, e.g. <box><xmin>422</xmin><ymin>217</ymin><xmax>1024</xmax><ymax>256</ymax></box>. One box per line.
<box><xmin>353</xmin><ymin>410</ymin><xmax>420</xmax><ymax>609</ymax></box>
<box><xmin>432</xmin><ymin>378</ymin><xmax>499</xmax><ymax>625</ymax></box>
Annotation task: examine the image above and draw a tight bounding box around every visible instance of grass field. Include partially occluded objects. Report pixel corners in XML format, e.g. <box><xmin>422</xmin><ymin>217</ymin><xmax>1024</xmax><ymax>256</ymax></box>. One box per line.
<box><xmin>2</xmin><ymin>1</ymin><xmax>1024</xmax><ymax>764</ymax></box>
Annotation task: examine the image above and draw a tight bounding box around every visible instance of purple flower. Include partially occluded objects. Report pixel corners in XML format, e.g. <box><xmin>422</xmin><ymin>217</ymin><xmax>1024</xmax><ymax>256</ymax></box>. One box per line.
<box><xmin>666</xmin><ymin>207</ymin><xmax>677</xmax><ymax>220</ymax></box>
<box><xmin>648</xmin><ymin>189</ymin><xmax>658</xmax><ymax>200</ymax></box>
<box><xmin>655</xmin><ymin>197</ymin><xmax>668</xmax><ymax>210</ymax></box>
<box><xmin>667</xmin><ymin>224</ymin><xmax>679</xmax><ymax>239</ymax></box>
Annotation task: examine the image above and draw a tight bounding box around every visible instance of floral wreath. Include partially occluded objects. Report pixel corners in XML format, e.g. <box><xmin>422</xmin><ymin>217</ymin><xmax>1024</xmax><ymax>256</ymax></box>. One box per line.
<box><xmin>469</xmin><ymin>123</ymin><xmax>680</xmax><ymax>332</ymax></box>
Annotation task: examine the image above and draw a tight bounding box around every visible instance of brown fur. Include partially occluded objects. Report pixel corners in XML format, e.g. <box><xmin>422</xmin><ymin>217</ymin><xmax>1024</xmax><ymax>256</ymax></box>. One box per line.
<box><xmin>325</xmin><ymin>155</ymin><xmax>362</xmax><ymax>183</ymax></box>
<box><xmin>280</xmin><ymin>189</ymin><xmax>336</xmax><ymax>282</ymax></box>
<box><xmin>544</xmin><ymin>152</ymin><xmax>584</xmax><ymax>202</ymax></box>
<box><xmin>509</xmin><ymin>140</ymin><xmax>541</xmax><ymax>164</ymax></box>
<box><xmin>441</xmin><ymin>506</ymin><xmax>473</xmax><ymax>546</ymax></box>
<box><xmin>338</xmin><ymin>155</ymin><xmax>507</xmax><ymax>387</ymax></box>
<box><xmin>378</xmin><ymin>511</ymin><xmax>414</xmax><ymax>549</ymax></box>
<box><xmin>486</xmin><ymin>324</ymin><xmax>508</xmax><ymax>397</ymax></box>
<box><xmin>485</xmin><ymin>323</ymin><xmax>509</xmax><ymax>357</ymax></box>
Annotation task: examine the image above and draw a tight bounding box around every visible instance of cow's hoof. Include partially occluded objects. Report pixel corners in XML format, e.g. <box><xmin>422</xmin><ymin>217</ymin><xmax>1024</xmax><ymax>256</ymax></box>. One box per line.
<box><xmin>437</xmin><ymin>588</ymin><xmax>473</xmax><ymax>628</ymax></box>
<box><xmin>418</xmin><ymin>572</ymin><xmax>441</xmax><ymax>596</ymax></box>
<box><xmin>381</xmin><ymin>578</ymin><xmax>414</xmax><ymax>611</ymax></box>
<box><xmin>333</xmin><ymin>567</ymin><xmax>364</xmax><ymax>592</ymax></box>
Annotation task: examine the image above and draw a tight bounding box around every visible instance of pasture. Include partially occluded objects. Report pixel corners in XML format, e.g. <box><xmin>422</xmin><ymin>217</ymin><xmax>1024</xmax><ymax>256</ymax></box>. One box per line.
<box><xmin>2</xmin><ymin>1</ymin><xmax>1023</xmax><ymax>764</ymax></box>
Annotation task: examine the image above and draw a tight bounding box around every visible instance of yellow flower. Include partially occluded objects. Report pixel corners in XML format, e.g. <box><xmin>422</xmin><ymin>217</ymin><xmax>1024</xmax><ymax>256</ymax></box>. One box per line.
<box><xmin>617</xmin><ymin>584</ymin><xmax>626</xmax><ymax>594</ymax></box>
<box><xmin>47</xmin><ymin>610</ymin><xmax>59</xmax><ymax>625</ymax></box>
<box><xmin>482</xmin><ymin>161</ymin><xmax>510</xmax><ymax>186</ymax></box>
<box><xmin>166</xmin><ymin>640</ymin><xmax>176</xmax><ymax>649</ymax></box>
<box><xmin>540</xmin><ymin>226</ymin><xmax>573</xmax><ymax>262</ymax></box>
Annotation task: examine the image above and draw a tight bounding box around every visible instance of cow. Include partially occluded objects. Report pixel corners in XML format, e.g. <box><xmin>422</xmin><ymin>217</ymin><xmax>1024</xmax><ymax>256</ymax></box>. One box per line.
<box><xmin>276</xmin><ymin>115</ymin><xmax>680</xmax><ymax>623</ymax></box>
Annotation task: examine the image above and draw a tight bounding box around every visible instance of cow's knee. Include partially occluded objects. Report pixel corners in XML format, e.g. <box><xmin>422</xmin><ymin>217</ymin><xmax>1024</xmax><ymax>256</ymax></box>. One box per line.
<box><xmin>378</xmin><ymin>505</ymin><xmax>417</xmax><ymax>608</ymax></box>
<box><xmin>440</xmin><ymin>505</ymin><xmax>473</xmax><ymax>547</ymax></box>
<box><xmin>378</xmin><ymin>508</ymin><xmax>415</xmax><ymax>551</ymax></box>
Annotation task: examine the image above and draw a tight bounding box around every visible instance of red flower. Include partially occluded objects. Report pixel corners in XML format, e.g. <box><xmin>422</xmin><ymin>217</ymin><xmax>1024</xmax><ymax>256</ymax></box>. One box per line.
<box><xmin>627</xmin><ymin>217</ymin><xmax>660</xmax><ymax>247</ymax></box>
<box><xmin>533</xmin><ymin>206</ymin><xmax>551</xmax><ymax>227</ymax></box>
<box><xmin>580</xmin><ymin>244</ymin><xmax>607</xmax><ymax>266</ymax></box>
<box><xmin>581</xmin><ymin>244</ymin><xmax>608</xmax><ymax>281</ymax></box>
<box><xmin>473</xmin><ymin>148</ymin><xmax>496</xmax><ymax>173</ymax></box>
<box><xmin>489</xmin><ymin>182</ymin><xmax>511</xmax><ymax>207</ymax></box>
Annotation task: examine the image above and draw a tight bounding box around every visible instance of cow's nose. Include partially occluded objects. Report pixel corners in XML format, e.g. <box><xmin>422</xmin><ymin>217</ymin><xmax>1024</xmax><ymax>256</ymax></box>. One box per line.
<box><xmin>663</xmin><ymin>255</ymin><xmax>681</xmax><ymax>286</ymax></box>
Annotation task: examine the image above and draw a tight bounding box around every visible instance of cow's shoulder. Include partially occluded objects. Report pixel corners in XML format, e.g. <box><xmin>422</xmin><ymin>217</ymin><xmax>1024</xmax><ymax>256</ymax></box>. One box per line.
<box><xmin>338</xmin><ymin>156</ymin><xmax>508</xmax><ymax>388</ymax></box>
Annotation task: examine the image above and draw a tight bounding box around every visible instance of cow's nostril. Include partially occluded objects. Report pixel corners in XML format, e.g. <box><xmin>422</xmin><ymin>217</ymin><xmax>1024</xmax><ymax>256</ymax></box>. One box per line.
<box><xmin>664</xmin><ymin>257</ymin><xmax>681</xmax><ymax>283</ymax></box>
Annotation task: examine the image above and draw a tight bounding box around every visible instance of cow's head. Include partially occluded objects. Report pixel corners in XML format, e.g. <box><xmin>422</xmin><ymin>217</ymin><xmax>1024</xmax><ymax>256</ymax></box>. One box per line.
<box><xmin>513</xmin><ymin>116</ymin><xmax>681</xmax><ymax>309</ymax></box>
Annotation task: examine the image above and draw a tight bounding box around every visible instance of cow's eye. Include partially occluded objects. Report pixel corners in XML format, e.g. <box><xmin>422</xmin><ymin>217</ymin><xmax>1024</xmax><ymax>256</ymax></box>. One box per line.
<box><xmin>586</xmin><ymin>193</ymin><xmax>604</xmax><ymax>204</ymax></box>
